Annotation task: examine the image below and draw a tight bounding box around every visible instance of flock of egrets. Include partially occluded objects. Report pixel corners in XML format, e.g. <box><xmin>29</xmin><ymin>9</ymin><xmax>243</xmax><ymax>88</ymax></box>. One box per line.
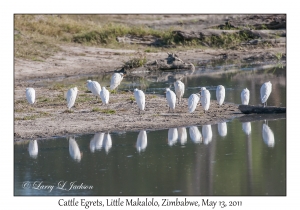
<box><xmin>24</xmin><ymin>72</ymin><xmax>275</xmax><ymax>162</ymax></box>
<box><xmin>25</xmin><ymin>71</ymin><xmax>273</xmax><ymax>114</ymax></box>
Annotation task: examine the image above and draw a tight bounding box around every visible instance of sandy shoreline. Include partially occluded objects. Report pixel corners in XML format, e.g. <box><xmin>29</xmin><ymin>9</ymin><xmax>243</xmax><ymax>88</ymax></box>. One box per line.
<box><xmin>14</xmin><ymin>87</ymin><xmax>244</xmax><ymax>141</ymax></box>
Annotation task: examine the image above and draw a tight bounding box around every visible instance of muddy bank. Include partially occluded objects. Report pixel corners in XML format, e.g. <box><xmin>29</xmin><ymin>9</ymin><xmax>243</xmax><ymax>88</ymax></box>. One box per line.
<box><xmin>14</xmin><ymin>88</ymin><xmax>243</xmax><ymax>141</ymax></box>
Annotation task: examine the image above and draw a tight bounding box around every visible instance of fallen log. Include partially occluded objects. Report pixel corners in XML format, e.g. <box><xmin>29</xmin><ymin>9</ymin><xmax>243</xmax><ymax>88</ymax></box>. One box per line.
<box><xmin>238</xmin><ymin>105</ymin><xmax>286</xmax><ymax>114</ymax></box>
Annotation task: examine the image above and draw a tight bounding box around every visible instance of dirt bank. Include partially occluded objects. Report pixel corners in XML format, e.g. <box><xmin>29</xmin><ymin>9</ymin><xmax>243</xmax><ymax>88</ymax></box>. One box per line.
<box><xmin>14</xmin><ymin>88</ymin><xmax>242</xmax><ymax>141</ymax></box>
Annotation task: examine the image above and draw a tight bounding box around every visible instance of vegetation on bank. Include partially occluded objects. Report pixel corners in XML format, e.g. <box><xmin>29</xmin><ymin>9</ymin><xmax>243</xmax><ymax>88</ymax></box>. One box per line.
<box><xmin>14</xmin><ymin>14</ymin><xmax>280</xmax><ymax>61</ymax></box>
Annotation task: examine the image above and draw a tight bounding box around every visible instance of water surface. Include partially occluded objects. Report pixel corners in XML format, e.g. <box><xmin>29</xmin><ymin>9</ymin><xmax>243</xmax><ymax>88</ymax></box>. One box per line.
<box><xmin>14</xmin><ymin>118</ymin><xmax>286</xmax><ymax>196</ymax></box>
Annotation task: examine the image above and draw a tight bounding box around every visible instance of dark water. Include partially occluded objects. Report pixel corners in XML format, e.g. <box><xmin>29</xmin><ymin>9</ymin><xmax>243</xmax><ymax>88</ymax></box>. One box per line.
<box><xmin>14</xmin><ymin>118</ymin><xmax>286</xmax><ymax>196</ymax></box>
<box><xmin>15</xmin><ymin>64</ymin><xmax>286</xmax><ymax>196</ymax></box>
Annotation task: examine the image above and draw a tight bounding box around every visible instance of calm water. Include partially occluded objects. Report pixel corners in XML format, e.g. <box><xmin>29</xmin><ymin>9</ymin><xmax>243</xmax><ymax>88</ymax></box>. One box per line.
<box><xmin>15</xmin><ymin>63</ymin><xmax>286</xmax><ymax>196</ymax></box>
<box><xmin>14</xmin><ymin>118</ymin><xmax>286</xmax><ymax>196</ymax></box>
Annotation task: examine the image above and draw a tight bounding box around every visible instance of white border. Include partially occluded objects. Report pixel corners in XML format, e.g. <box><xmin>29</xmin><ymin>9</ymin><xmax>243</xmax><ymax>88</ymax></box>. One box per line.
<box><xmin>4</xmin><ymin>1</ymin><xmax>297</xmax><ymax>209</ymax></box>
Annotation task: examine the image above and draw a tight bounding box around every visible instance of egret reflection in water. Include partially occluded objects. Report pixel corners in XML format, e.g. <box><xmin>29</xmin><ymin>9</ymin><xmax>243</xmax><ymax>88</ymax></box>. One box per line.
<box><xmin>242</xmin><ymin>122</ymin><xmax>252</xmax><ymax>135</ymax></box>
<box><xmin>177</xmin><ymin>127</ymin><xmax>187</xmax><ymax>145</ymax></box>
<box><xmin>136</xmin><ymin>130</ymin><xmax>147</xmax><ymax>152</ymax></box>
<box><xmin>218</xmin><ymin>122</ymin><xmax>227</xmax><ymax>137</ymax></box>
<box><xmin>69</xmin><ymin>137</ymin><xmax>82</xmax><ymax>162</ymax></box>
<box><xmin>202</xmin><ymin>125</ymin><xmax>213</xmax><ymax>145</ymax></box>
<box><xmin>168</xmin><ymin>128</ymin><xmax>178</xmax><ymax>146</ymax></box>
<box><xmin>189</xmin><ymin>126</ymin><xmax>202</xmax><ymax>144</ymax></box>
<box><xmin>103</xmin><ymin>133</ymin><xmax>112</xmax><ymax>153</ymax></box>
<box><xmin>262</xmin><ymin>123</ymin><xmax>275</xmax><ymax>147</ymax></box>
<box><xmin>89</xmin><ymin>133</ymin><xmax>104</xmax><ymax>152</ymax></box>
<box><xmin>28</xmin><ymin>140</ymin><xmax>38</xmax><ymax>159</ymax></box>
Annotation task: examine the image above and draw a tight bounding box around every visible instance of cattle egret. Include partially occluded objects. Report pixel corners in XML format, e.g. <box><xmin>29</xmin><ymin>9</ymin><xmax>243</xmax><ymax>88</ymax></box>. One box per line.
<box><xmin>136</xmin><ymin>130</ymin><xmax>147</xmax><ymax>152</ymax></box>
<box><xmin>166</xmin><ymin>88</ymin><xmax>176</xmax><ymax>112</ymax></box>
<box><xmin>110</xmin><ymin>73</ymin><xmax>124</xmax><ymax>91</ymax></box>
<box><xmin>100</xmin><ymin>87</ymin><xmax>110</xmax><ymax>105</ymax></box>
<box><xmin>260</xmin><ymin>81</ymin><xmax>272</xmax><ymax>107</ymax></box>
<box><xmin>134</xmin><ymin>88</ymin><xmax>145</xmax><ymax>114</ymax></box>
<box><xmin>241</xmin><ymin>88</ymin><xmax>250</xmax><ymax>105</ymax></box>
<box><xmin>174</xmin><ymin>80</ymin><xmax>185</xmax><ymax>104</ymax></box>
<box><xmin>188</xmin><ymin>93</ymin><xmax>200</xmax><ymax>113</ymax></box>
<box><xmin>66</xmin><ymin>87</ymin><xmax>78</xmax><ymax>110</ymax></box>
<box><xmin>189</xmin><ymin>126</ymin><xmax>202</xmax><ymax>143</ymax></box>
<box><xmin>200</xmin><ymin>87</ymin><xmax>211</xmax><ymax>113</ymax></box>
<box><xmin>216</xmin><ymin>85</ymin><xmax>225</xmax><ymax>106</ymax></box>
<box><xmin>26</xmin><ymin>88</ymin><xmax>35</xmax><ymax>105</ymax></box>
<box><xmin>86</xmin><ymin>80</ymin><xmax>92</xmax><ymax>91</ymax></box>
<box><xmin>87</xmin><ymin>80</ymin><xmax>101</xmax><ymax>99</ymax></box>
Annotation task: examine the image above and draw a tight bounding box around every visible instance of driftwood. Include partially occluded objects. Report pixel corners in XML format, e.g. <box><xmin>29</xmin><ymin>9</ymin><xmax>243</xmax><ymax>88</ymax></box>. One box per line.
<box><xmin>238</xmin><ymin>105</ymin><xmax>286</xmax><ymax>114</ymax></box>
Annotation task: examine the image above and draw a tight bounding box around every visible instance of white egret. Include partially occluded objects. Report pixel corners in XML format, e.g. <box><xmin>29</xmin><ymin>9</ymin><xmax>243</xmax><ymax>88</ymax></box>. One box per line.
<box><xmin>260</xmin><ymin>81</ymin><xmax>272</xmax><ymax>107</ymax></box>
<box><xmin>174</xmin><ymin>80</ymin><xmax>185</xmax><ymax>104</ymax></box>
<box><xmin>103</xmin><ymin>133</ymin><xmax>112</xmax><ymax>154</ymax></box>
<box><xmin>86</xmin><ymin>80</ymin><xmax>92</xmax><ymax>91</ymax></box>
<box><xmin>134</xmin><ymin>88</ymin><xmax>145</xmax><ymax>114</ymax></box>
<box><xmin>200</xmin><ymin>87</ymin><xmax>211</xmax><ymax>113</ymax></box>
<box><xmin>166</xmin><ymin>88</ymin><xmax>176</xmax><ymax>112</ymax></box>
<box><xmin>262</xmin><ymin>123</ymin><xmax>275</xmax><ymax>147</ymax></box>
<box><xmin>202</xmin><ymin>125</ymin><xmax>212</xmax><ymax>145</ymax></box>
<box><xmin>87</xmin><ymin>80</ymin><xmax>101</xmax><ymax>99</ymax></box>
<box><xmin>66</xmin><ymin>87</ymin><xmax>78</xmax><ymax>110</ymax></box>
<box><xmin>218</xmin><ymin>122</ymin><xmax>227</xmax><ymax>137</ymax></box>
<box><xmin>110</xmin><ymin>73</ymin><xmax>124</xmax><ymax>91</ymax></box>
<box><xmin>188</xmin><ymin>93</ymin><xmax>200</xmax><ymax>113</ymax></box>
<box><xmin>100</xmin><ymin>87</ymin><xmax>110</xmax><ymax>105</ymax></box>
<box><xmin>69</xmin><ymin>137</ymin><xmax>82</xmax><ymax>162</ymax></box>
<box><xmin>242</xmin><ymin>122</ymin><xmax>251</xmax><ymax>135</ymax></box>
<box><xmin>26</xmin><ymin>88</ymin><xmax>35</xmax><ymax>105</ymax></box>
<box><xmin>136</xmin><ymin>130</ymin><xmax>147</xmax><ymax>152</ymax></box>
<box><xmin>168</xmin><ymin>128</ymin><xmax>178</xmax><ymax>146</ymax></box>
<box><xmin>177</xmin><ymin>127</ymin><xmax>187</xmax><ymax>145</ymax></box>
<box><xmin>189</xmin><ymin>126</ymin><xmax>202</xmax><ymax>144</ymax></box>
<box><xmin>241</xmin><ymin>88</ymin><xmax>250</xmax><ymax>105</ymax></box>
<box><xmin>28</xmin><ymin>140</ymin><xmax>38</xmax><ymax>158</ymax></box>
<box><xmin>216</xmin><ymin>85</ymin><xmax>225</xmax><ymax>106</ymax></box>
<box><xmin>89</xmin><ymin>133</ymin><xmax>104</xmax><ymax>152</ymax></box>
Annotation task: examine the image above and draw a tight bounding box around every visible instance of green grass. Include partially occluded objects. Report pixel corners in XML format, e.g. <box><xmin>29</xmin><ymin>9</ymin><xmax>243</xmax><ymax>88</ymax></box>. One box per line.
<box><xmin>15</xmin><ymin>111</ymin><xmax>52</xmax><ymax>120</ymax></box>
<box><xmin>101</xmin><ymin>109</ymin><xmax>116</xmax><ymax>114</ymax></box>
<box><xmin>275</xmin><ymin>52</ymin><xmax>283</xmax><ymax>60</ymax></box>
<box><xmin>128</xmin><ymin>96</ymin><xmax>135</xmax><ymax>102</ymax></box>
<box><xmin>14</xmin><ymin>14</ymin><xmax>276</xmax><ymax>61</ymax></box>
<box><xmin>109</xmin><ymin>89</ymin><xmax>117</xmax><ymax>94</ymax></box>
<box><xmin>63</xmin><ymin>109</ymin><xmax>74</xmax><ymax>113</ymax></box>
<box><xmin>123</xmin><ymin>54</ymin><xmax>147</xmax><ymax>69</ymax></box>
<box><xmin>91</xmin><ymin>107</ymin><xmax>116</xmax><ymax>114</ymax></box>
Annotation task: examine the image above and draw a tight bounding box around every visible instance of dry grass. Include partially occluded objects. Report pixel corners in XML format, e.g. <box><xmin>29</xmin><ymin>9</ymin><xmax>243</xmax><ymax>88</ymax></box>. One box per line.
<box><xmin>14</xmin><ymin>14</ymin><xmax>273</xmax><ymax>61</ymax></box>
